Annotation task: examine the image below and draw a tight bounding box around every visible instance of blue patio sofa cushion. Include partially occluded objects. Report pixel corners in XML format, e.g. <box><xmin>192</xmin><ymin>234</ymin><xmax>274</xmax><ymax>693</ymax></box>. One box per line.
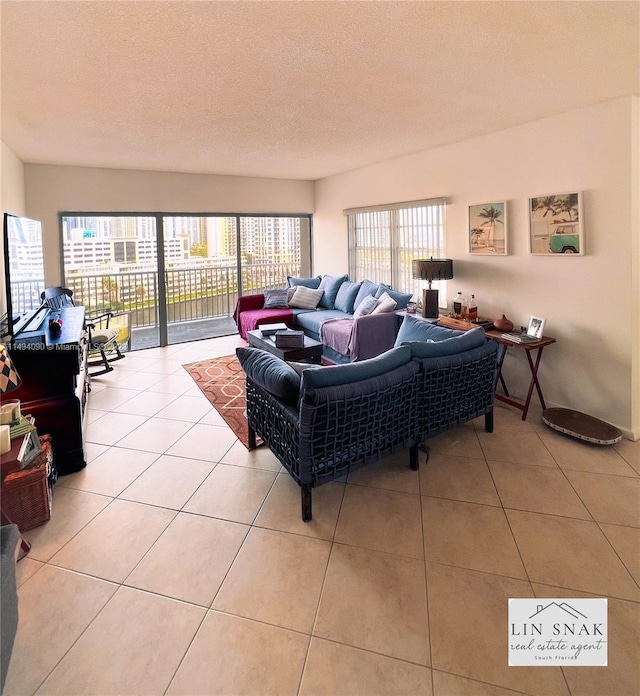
<box><xmin>395</xmin><ymin>315</ymin><xmax>464</xmax><ymax>345</ymax></box>
<box><xmin>302</xmin><ymin>345</ymin><xmax>411</xmax><ymax>388</ymax></box>
<box><xmin>236</xmin><ymin>347</ymin><xmax>301</xmax><ymax>405</ymax></box>
<box><xmin>405</xmin><ymin>326</ymin><xmax>487</xmax><ymax>358</ymax></box>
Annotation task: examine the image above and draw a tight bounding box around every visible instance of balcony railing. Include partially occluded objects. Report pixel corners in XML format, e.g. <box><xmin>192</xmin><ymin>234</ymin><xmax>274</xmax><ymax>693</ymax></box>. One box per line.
<box><xmin>51</xmin><ymin>262</ymin><xmax>301</xmax><ymax>343</ymax></box>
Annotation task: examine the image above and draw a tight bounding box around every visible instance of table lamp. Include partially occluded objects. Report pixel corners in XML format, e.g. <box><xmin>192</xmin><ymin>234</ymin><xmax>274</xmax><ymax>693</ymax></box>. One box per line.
<box><xmin>412</xmin><ymin>258</ymin><xmax>454</xmax><ymax>319</ymax></box>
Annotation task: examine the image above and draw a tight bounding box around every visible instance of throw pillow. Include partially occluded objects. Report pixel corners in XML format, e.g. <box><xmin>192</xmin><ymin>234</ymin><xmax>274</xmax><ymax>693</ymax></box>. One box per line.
<box><xmin>353</xmin><ymin>279</ymin><xmax>382</xmax><ymax>310</ymax></box>
<box><xmin>394</xmin><ymin>314</ymin><xmax>464</xmax><ymax>347</ymax></box>
<box><xmin>374</xmin><ymin>286</ymin><xmax>413</xmax><ymax>310</ymax></box>
<box><xmin>334</xmin><ymin>280</ymin><xmax>361</xmax><ymax>314</ymax></box>
<box><xmin>263</xmin><ymin>289</ymin><xmax>289</xmax><ymax>308</ymax></box>
<box><xmin>318</xmin><ymin>274</ymin><xmax>348</xmax><ymax>309</ymax></box>
<box><xmin>353</xmin><ymin>294</ymin><xmax>379</xmax><ymax>318</ymax></box>
<box><xmin>370</xmin><ymin>291</ymin><xmax>397</xmax><ymax>314</ymax></box>
<box><xmin>287</xmin><ymin>275</ymin><xmax>322</xmax><ymax>289</ymax></box>
<box><xmin>288</xmin><ymin>285</ymin><xmax>324</xmax><ymax>309</ymax></box>
<box><xmin>405</xmin><ymin>326</ymin><xmax>486</xmax><ymax>358</ymax></box>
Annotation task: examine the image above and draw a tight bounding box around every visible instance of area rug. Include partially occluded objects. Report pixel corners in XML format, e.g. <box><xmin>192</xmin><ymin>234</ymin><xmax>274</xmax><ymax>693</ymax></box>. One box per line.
<box><xmin>183</xmin><ymin>354</ymin><xmax>260</xmax><ymax>450</ymax></box>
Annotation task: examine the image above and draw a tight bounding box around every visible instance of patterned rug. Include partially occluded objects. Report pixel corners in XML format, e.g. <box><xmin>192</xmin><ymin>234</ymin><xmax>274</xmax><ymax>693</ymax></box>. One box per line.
<box><xmin>183</xmin><ymin>354</ymin><xmax>259</xmax><ymax>450</ymax></box>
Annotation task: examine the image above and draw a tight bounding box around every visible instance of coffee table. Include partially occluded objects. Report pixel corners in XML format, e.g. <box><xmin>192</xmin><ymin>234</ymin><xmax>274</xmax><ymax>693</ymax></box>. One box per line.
<box><xmin>247</xmin><ymin>329</ymin><xmax>323</xmax><ymax>364</ymax></box>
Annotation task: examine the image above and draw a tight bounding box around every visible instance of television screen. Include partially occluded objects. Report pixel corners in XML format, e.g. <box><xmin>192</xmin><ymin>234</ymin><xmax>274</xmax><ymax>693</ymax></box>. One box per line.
<box><xmin>2</xmin><ymin>213</ymin><xmax>46</xmax><ymax>337</ymax></box>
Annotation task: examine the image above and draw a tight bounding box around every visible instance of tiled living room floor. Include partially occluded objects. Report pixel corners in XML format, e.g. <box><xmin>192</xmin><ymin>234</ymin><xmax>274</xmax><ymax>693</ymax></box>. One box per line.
<box><xmin>5</xmin><ymin>335</ymin><xmax>639</xmax><ymax>696</ymax></box>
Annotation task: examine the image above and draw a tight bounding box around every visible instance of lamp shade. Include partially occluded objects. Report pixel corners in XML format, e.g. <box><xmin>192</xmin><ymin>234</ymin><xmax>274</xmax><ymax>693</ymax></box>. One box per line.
<box><xmin>0</xmin><ymin>344</ymin><xmax>22</xmax><ymax>394</ymax></box>
<box><xmin>412</xmin><ymin>258</ymin><xmax>454</xmax><ymax>282</ymax></box>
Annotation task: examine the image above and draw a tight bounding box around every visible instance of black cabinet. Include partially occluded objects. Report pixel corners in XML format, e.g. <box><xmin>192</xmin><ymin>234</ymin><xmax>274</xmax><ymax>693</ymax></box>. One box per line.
<box><xmin>8</xmin><ymin>306</ymin><xmax>88</xmax><ymax>475</ymax></box>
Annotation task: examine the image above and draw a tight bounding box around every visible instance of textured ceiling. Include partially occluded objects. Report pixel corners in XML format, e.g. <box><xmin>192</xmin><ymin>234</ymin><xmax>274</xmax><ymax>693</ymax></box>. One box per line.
<box><xmin>1</xmin><ymin>1</ymin><xmax>638</xmax><ymax>181</ymax></box>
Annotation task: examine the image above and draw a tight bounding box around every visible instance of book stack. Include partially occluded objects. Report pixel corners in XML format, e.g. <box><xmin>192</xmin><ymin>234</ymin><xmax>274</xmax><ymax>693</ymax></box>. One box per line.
<box><xmin>275</xmin><ymin>329</ymin><xmax>305</xmax><ymax>348</ymax></box>
<box><xmin>260</xmin><ymin>323</ymin><xmax>289</xmax><ymax>336</ymax></box>
<box><xmin>500</xmin><ymin>332</ymin><xmax>538</xmax><ymax>344</ymax></box>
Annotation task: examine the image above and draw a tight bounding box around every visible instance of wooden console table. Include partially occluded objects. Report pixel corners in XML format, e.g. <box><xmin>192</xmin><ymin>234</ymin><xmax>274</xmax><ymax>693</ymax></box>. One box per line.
<box><xmin>486</xmin><ymin>330</ymin><xmax>557</xmax><ymax>421</ymax></box>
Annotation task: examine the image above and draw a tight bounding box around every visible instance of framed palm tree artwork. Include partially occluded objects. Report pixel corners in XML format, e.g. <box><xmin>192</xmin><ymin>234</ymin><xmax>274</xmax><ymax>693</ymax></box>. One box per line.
<box><xmin>529</xmin><ymin>192</ymin><xmax>583</xmax><ymax>255</ymax></box>
<box><xmin>469</xmin><ymin>201</ymin><xmax>507</xmax><ymax>255</ymax></box>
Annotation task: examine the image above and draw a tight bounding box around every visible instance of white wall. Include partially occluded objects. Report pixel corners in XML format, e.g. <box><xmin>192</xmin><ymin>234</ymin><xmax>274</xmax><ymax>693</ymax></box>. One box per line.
<box><xmin>1</xmin><ymin>142</ymin><xmax>25</xmax><ymax>217</ymax></box>
<box><xmin>24</xmin><ymin>164</ymin><xmax>315</xmax><ymax>285</ymax></box>
<box><xmin>314</xmin><ymin>97</ymin><xmax>639</xmax><ymax>438</ymax></box>
<box><xmin>0</xmin><ymin>142</ymin><xmax>26</xmax><ymax>319</ymax></box>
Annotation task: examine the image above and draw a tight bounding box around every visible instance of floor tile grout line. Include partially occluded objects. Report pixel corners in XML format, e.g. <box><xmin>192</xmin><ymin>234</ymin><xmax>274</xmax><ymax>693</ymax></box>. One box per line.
<box><xmin>594</xmin><ymin>521</ymin><xmax>640</xmax><ymax>591</ymax></box>
<box><xmin>417</xmin><ymin>457</ymin><xmax>436</xmax><ymax>696</ymax></box>
<box><xmin>483</xmin><ymin>453</ymin><xmax>536</xmax><ymax>592</ymax></box>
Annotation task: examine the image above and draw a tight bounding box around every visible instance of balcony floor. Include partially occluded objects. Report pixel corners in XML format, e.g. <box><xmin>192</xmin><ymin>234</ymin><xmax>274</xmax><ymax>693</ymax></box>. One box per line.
<box><xmin>131</xmin><ymin>316</ymin><xmax>237</xmax><ymax>350</ymax></box>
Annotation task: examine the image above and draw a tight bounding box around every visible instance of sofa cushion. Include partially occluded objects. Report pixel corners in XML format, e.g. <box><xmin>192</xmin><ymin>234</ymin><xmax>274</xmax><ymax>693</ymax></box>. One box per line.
<box><xmin>370</xmin><ymin>291</ymin><xmax>397</xmax><ymax>314</ymax></box>
<box><xmin>289</xmin><ymin>361</ymin><xmax>324</xmax><ymax>377</ymax></box>
<box><xmin>302</xmin><ymin>345</ymin><xmax>412</xmax><ymax>388</ymax></box>
<box><xmin>353</xmin><ymin>294</ymin><xmax>379</xmax><ymax>318</ymax></box>
<box><xmin>263</xmin><ymin>289</ymin><xmax>289</xmax><ymax>308</ymax></box>
<box><xmin>289</xmin><ymin>286</ymin><xmax>324</xmax><ymax>309</ymax></box>
<box><xmin>334</xmin><ymin>280</ymin><xmax>361</xmax><ymax>314</ymax></box>
<box><xmin>296</xmin><ymin>309</ymin><xmax>348</xmax><ymax>336</ymax></box>
<box><xmin>405</xmin><ymin>326</ymin><xmax>487</xmax><ymax>358</ymax></box>
<box><xmin>394</xmin><ymin>314</ymin><xmax>464</xmax><ymax>346</ymax></box>
<box><xmin>238</xmin><ymin>308</ymin><xmax>294</xmax><ymax>340</ymax></box>
<box><xmin>353</xmin><ymin>279</ymin><xmax>381</xmax><ymax>310</ymax></box>
<box><xmin>236</xmin><ymin>347</ymin><xmax>301</xmax><ymax>405</ymax></box>
<box><xmin>318</xmin><ymin>274</ymin><xmax>348</xmax><ymax>309</ymax></box>
<box><xmin>375</xmin><ymin>285</ymin><xmax>413</xmax><ymax>310</ymax></box>
<box><xmin>287</xmin><ymin>275</ymin><xmax>322</xmax><ymax>289</ymax></box>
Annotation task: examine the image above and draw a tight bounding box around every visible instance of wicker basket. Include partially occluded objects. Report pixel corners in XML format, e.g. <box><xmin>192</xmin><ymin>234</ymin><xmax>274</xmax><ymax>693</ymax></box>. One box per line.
<box><xmin>1</xmin><ymin>441</ymin><xmax>53</xmax><ymax>531</ymax></box>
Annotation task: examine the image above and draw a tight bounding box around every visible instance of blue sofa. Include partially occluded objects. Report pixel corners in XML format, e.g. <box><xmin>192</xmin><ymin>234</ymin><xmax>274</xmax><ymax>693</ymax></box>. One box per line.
<box><xmin>236</xmin><ymin>319</ymin><xmax>498</xmax><ymax>521</ymax></box>
<box><xmin>234</xmin><ymin>275</ymin><xmax>413</xmax><ymax>363</ymax></box>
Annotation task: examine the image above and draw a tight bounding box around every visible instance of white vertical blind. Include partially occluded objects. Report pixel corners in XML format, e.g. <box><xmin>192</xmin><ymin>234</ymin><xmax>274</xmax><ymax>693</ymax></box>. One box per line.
<box><xmin>346</xmin><ymin>198</ymin><xmax>446</xmax><ymax>300</ymax></box>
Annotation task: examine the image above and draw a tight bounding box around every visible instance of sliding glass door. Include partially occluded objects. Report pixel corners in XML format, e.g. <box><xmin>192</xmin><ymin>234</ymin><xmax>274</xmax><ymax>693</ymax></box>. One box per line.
<box><xmin>61</xmin><ymin>213</ymin><xmax>311</xmax><ymax>349</ymax></box>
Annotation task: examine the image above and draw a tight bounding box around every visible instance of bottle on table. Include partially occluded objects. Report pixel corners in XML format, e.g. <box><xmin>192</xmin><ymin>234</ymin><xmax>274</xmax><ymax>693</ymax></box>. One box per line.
<box><xmin>452</xmin><ymin>291</ymin><xmax>465</xmax><ymax>319</ymax></box>
<box><xmin>468</xmin><ymin>294</ymin><xmax>478</xmax><ymax>321</ymax></box>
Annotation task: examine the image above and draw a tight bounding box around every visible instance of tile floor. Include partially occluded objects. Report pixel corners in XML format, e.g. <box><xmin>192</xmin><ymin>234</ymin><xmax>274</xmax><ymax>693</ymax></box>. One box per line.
<box><xmin>5</xmin><ymin>335</ymin><xmax>639</xmax><ymax>696</ymax></box>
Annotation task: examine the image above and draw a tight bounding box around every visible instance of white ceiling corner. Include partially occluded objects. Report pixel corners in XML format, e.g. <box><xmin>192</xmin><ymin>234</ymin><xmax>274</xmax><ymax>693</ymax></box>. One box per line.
<box><xmin>1</xmin><ymin>0</ymin><xmax>638</xmax><ymax>181</ymax></box>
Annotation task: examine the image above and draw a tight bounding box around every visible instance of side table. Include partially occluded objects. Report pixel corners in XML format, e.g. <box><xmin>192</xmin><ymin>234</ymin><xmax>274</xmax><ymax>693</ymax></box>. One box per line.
<box><xmin>486</xmin><ymin>331</ymin><xmax>557</xmax><ymax>420</ymax></box>
<box><xmin>1</xmin><ymin>436</ymin><xmax>55</xmax><ymax>544</ymax></box>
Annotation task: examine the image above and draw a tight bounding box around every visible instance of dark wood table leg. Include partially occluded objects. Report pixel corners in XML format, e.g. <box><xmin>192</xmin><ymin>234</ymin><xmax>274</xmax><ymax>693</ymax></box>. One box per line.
<box><xmin>495</xmin><ymin>343</ymin><xmax>510</xmax><ymax>396</ymax></box>
<box><xmin>521</xmin><ymin>346</ymin><xmax>548</xmax><ymax>420</ymax></box>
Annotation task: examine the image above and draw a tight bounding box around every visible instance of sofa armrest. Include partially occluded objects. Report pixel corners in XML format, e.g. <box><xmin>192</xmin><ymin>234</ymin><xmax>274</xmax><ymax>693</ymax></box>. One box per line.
<box><xmin>233</xmin><ymin>294</ymin><xmax>265</xmax><ymax>330</ymax></box>
<box><xmin>350</xmin><ymin>312</ymin><xmax>398</xmax><ymax>361</ymax></box>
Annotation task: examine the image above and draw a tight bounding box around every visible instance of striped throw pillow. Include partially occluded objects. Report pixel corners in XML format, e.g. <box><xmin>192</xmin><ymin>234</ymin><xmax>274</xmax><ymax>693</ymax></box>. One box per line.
<box><xmin>289</xmin><ymin>286</ymin><xmax>324</xmax><ymax>309</ymax></box>
<box><xmin>353</xmin><ymin>294</ymin><xmax>379</xmax><ymax>318</ymax></box>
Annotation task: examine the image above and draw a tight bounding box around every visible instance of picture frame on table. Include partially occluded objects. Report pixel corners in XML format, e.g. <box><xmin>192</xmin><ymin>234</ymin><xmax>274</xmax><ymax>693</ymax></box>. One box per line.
<box><xmin>468</xmin><ymin>201</ymin><xmax>507</xmax><ymax>255</ymax></box>
<box><xmin>529</xmin><ymin>192</ymin><xmax>583</xmax><ymax>255</ymax></box>
<box><xmin>18</xmin><ymin>429</ymin><xmax>41</xmax><ymax>469</ymax></box>
<box><xmin>526</xmin><ymin>316</ymin><xmax>546</xmax><ymax>340</ymax></box>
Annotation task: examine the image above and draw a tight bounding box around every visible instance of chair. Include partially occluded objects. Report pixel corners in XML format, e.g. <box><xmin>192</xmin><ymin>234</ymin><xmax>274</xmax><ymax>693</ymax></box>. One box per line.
<box><xmin>41</xmin><ymin>286</ymin><xmax>130</xmax><ymax>377</ymax></box>
<box><xmin>41</xmin><ymin>286</ymin><xmax>75</xmax><ymax>309</ymax></box>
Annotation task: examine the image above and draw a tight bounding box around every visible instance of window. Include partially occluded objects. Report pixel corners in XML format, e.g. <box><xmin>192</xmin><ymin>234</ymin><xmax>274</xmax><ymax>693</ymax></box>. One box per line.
<box><xmin>346</xmin><ymin>198</ymin><xmax>446</xmax><ymax>301</ymax></box>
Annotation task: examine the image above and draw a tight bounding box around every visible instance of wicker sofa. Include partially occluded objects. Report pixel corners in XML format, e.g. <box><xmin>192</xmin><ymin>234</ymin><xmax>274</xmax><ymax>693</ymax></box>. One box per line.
<box><xmin>233</xmin><ymin>275</ymin><xmax>412</xmax><ymax>363</ymax></box>
<box><xmin>236</xmin><ymin>321</ymin><xmax>498</xmax><ymax>521</ymax></box>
